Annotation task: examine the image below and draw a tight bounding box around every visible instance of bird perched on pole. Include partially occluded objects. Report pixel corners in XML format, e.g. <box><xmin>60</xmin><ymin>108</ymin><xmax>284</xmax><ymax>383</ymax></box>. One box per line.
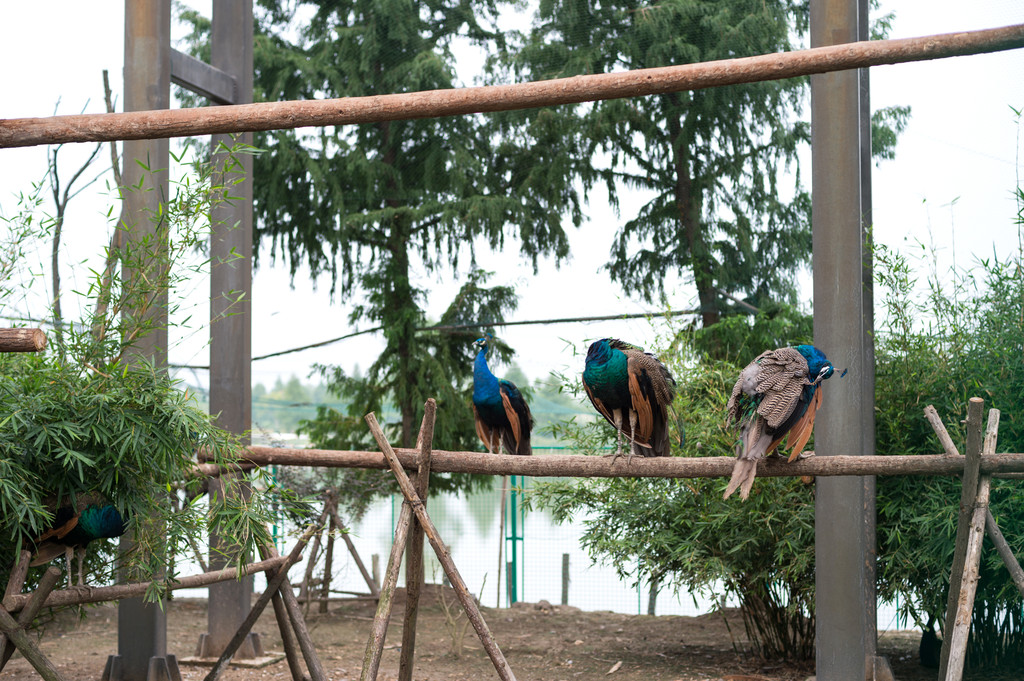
<box><xmin>472</xmin><ymin>336</ymin><xmax>533</xmax><ymax>456</ymax></box>
<box><xmin>31</xmin><ymin>493</ymin><xmax>129</xmax><ymax>586</ymax></box>
<box><xmin>582</xmin><ymin>338</ymin><xmax>678</xmax><ymax>462</ymax></box>
<box><xmin>724</xmin><ymin>344</ymin><xmax>836</xmax><ymax>500</ymax></box>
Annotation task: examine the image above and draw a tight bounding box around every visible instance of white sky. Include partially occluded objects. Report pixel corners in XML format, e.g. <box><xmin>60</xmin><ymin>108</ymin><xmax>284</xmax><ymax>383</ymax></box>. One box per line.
<box><xmin>1</xmin><ymin>1</ymin><xmax>1022</xmax><ymax>394</ymax></box>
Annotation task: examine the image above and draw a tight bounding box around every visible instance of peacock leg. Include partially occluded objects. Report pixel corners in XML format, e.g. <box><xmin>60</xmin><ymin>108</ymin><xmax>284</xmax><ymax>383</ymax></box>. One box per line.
<box><xmin>626</xmin><ymin>409</ymin><xmax>640</xmax><ymax>464</ymax></box>
<box><xmin>76</xmin><ymin>548</ymin><xmax>86</xmax><ymax>586</ymax></box>
<box><xmin>604</xmin><ymin>411</ymin><xmax>624</xmax><ymax>463</ymax></box>
<box><xmin>64</xmin><ymin>546</ymin><xmax>74</xmax><ymax>589</ymax></box>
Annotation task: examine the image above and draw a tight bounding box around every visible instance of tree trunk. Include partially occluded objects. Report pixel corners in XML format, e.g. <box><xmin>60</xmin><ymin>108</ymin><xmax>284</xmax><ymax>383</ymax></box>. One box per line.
<box><xmin>670</xmin><ymin>108</ymin><xmax>718</xmax><ymax>328</ymax></box>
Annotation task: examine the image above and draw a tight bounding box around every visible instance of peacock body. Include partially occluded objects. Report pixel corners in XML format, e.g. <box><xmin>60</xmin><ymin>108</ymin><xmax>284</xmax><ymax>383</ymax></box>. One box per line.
<box><xmin>472</xmin><ymin>337</ymin><xmax>532</xmax><ymax>456</ymax></box>
<box><xmin>582</xmin><ymin>338</ymin><xmax>677</xmax><ymax>460</ymax></box>
<box><xmin>31</xmin><ymin>497</ymin><xmax>129</xmax><ymax>586</ymax></box>
<box><xmin>724</xmin><ymin>344</ymin><xmax>835</xmax><ymax>500</ymax></box>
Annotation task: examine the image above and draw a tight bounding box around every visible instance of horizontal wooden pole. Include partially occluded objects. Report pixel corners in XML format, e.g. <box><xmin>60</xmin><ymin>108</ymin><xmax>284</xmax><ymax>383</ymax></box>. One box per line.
<box><xmin>3</xmin><ymin>554</ymin><xmax>290</xmax><ymax>613</ymax></box>
<box><xmin>207</xmin><ymin>446</ymin><xmax>1024</xmax><ymax>479</ymax></box>
<box><xmin>3</xmin><ymin>24</ymin><xmax>1023</xmax><ymax>148</ymax></box>
<box><xmin>0</xmin><ymin>329</ymin><xmax>46</xmax><ymax>353</ymax></box>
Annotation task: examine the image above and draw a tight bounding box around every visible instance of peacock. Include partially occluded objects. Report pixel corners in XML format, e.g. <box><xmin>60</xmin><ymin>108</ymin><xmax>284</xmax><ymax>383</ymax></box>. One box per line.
<box><xmin>31</xmin><ymin>495</ymin><xmax>129</xmax><ymax>587</ymax></box>
<box><xmin>723</xmin><ymin>344</ymin><xmax>835</xmax><ymax>500</ymax></box>
<box><xmin>472</xmin><ymin>336</ymin><xmax>533</xmax><ymax>456</ymax></box>
<box><xmin>582</xmin><ymin>338</ymin><xmax>677</xmax><ymax>461</ymax></box>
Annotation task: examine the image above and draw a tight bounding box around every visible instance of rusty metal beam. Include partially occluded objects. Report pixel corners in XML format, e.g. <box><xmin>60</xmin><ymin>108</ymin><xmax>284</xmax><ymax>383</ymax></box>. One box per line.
<box><xmin>811</xmin><ymin>0</ymin><xmax>876</xmax><ymax>679</ymax></box>
<box><xmin>170</xmin><ymin>48</ymin><xmax>237</xmax><ymax>104</ymax></box>
<box><xmin>204</xmin><ymin>0</ymin><xmax>256</xmax><ymax>662</ymax></box>
<box><xmin>117</xmin><ymin>1</ymin><xmax>171</xmax><ymax>678</ymax></box>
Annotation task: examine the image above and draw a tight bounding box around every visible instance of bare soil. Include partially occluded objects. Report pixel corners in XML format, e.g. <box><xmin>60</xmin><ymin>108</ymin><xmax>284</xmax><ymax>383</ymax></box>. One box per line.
<box><xmin>0</xmin><ymin>588</ymin><xmax>969</xmax><ymax>681</ymax></box>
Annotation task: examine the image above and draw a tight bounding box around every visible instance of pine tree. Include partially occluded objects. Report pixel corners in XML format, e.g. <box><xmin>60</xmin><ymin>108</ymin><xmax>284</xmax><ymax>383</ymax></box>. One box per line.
<box><xmin>489</xmin><ymin>0</ymin><xmax>811</xmax><ymax>327</ymax></box>
<box><xmin>180</xmin><ymin>0</ymin><xmax>577</xmax><ymax>449</ymax></box>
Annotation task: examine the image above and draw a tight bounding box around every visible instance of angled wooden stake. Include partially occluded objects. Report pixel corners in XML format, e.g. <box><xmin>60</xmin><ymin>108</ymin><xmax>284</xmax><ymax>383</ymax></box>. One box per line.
<box><xmin>259</xmin><ymin>526</ymin><xmax>329</xmax><ymax>681</ymax></box>
<box><xmin>360</xmin><ymin>494</ymin><xmax>415</xmax><ymax>681</ymax></box>
<box><xmin>0</xmin><ymin>567</ymin><xmax>62</xmax><ymax>672</ymax></box>
<box><xmin>0</xmin><ymin>604</ymin><xmax>65</xmax><ymax>681</ymax></box>
<box><xmin>328</xmin><ymin>507</ymin><xmax>380</xmax><ymax>599</ymax></box>
<box><xmin>399</xmin><ymin>399</ymin><xmax>436</xmax><ymax>681</ymax></box>
<box><xmin>203</xmin><ymin>520</ymin><xmax>322</xmax><ymax>681</ymax></box>
<box><xmin>937</xmin><ymin>398</ymin><xmax>985</xmax><ymax>680</ymax></box>
<box><xmin>366</xmin><ymin>412</ymin><xmax>517</xmax><ymax>681</ymax></box>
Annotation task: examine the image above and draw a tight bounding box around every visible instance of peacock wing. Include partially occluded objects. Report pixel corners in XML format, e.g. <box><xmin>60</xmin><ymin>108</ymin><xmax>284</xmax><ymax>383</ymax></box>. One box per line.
<box><xmin>783</xmin><ymin>387</ymin><xmax>823</xmax><ymax>462</ymax></box>
<box><xmin>754</xmin><ymin>348</ymin><xmax>810</xmax><ymax>429</ymax></box>
<box><xmin>472</xmin><ymin>404</ymin><xmax>498</xmax><ymax>454</ymax></box>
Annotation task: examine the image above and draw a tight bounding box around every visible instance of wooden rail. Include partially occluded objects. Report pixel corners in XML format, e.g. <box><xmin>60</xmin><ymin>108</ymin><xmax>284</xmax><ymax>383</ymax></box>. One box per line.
<box><xmin>2</xmin><ymin>24</ymin><xmax>1023</xmax><ymax>148</ymax></box>
<box><xmin>209</xmin><ymin>446</ymin><xmax>1024</xmax><ymax>479</ymax></box>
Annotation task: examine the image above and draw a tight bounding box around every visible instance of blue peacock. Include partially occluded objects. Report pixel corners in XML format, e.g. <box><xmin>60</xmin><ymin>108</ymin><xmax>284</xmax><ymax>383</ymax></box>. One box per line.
<box><xmin>472</xmin><ymin>336</ymin><xmax>533</xmax><ymax>456</ymax></box>
<box><xmin>582</xmin><ymin>338</ymin><xmax>678</xmax><ymax>461</ymax></box>
<box><xmin>31</xmin><ymin>494</ymin><xmax>129</xmax><ymax>586</ymax></box>
<box><xmin>723</xmin><ymin>344</ymin><xmax>836</xmax><ymax>500</ymax></box>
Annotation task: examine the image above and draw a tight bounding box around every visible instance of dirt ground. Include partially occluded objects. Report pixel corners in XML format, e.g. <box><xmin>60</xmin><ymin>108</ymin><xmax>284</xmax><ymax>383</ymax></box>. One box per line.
<box><xmin>0</xmin><ymin>587</ymin><xmax>964</xmax><ymax>681</ymax></box>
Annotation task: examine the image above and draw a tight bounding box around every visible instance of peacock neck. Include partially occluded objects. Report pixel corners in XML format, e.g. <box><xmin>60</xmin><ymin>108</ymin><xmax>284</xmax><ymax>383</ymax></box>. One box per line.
<box><xmin>473</xmin><ymin>347</ymin><xmax>499</xmax><ymax>400</ymax></box>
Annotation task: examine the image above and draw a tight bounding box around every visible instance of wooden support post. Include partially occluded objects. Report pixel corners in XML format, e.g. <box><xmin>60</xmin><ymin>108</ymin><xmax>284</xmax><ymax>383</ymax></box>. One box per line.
<box><xmin>497</xmin><ymin>475</ymin><xmax>508</xmax><ymax>608</ymax></box>
<box><xmin>300</xmin><ymin>518</ymin><xmax>325</xmax><ymax>610</ymax></box>
<box><xmin>3</xmin><ymin>555</ymin><xmax>292</xmax><ymax>613</ymax></box>
<box><xmin>399</xmin><ymin>399</ymin><xmax>436</xmax><ymax>681</ymax></box>
<box><xmin>203</xmin><ymin>521</ymin><xmax>320</xmax><ymax>681</ymax></box>
<box><xmin>938</xmin><ymin>398</ymin><xmax>986</xmax><ymax>679</ymax></box>
<box><xmin>6</xmin><ymin>25</ymin><xmax>1024</xmax><ymax>149</ymax></box>
<box><xmin>320</xmin><ymin>496</ymin><xmax>336</xmax><ymax>614</ymax></box>
<box><xmin>366</xmin><ymin>412</ymin><xmax>518</xmax><ymax>681</ymax></box>
<box><xmin>970</xmin><ymin>410</ymin><xmax>1024</xmax><ymax>631</ymax></box>
<box><xmin>0</xmin><ymin>328</ymin><xmax>46</xmax><ymax>353</ymax></box>
<box><xmin>561</xmin><ymin>554</ymin><xmax>570</xmax><ymax>607</ymax></box>
<box><xmin>329</xmin><ymin>508</ymin><xmax>381</xmax><ymax>599</ymax></box>
<box><xmin>984</xmin><ymin>509</ymin><xmax>1024</xmax><ymax>599</ymax></box>
<box><xmin>360</xmin><ymin>499</ymin><xmax>415</xmax><ymax>681</ymax></box>
<box><xmin>944</xmin><ymin>473</ymin><xmax>992</xmax><ymax>681</ymax></box>
<box><xmin>269</xmin><ymin>586</ymin><xmax>305</xmax><ymax>681</ymax></box>
<box><xmin>0</xmin><ymin>567</ymin><xmax>62</xmax><ymax>671</ymax></box>
<box><xmin>0</xmin><ymin>604</ymin><xmax>65</xmax><ymax>681</ymax></box>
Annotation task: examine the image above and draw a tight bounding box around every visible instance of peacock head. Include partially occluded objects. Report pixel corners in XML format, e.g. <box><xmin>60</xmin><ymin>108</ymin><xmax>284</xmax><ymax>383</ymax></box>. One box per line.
<box><xmin>585</xmin><ymin>338</ymin><xmax>614</xmax><ymax>364</ymax></box>
<box><xmin>474</xmin><ymin>333</ymin><xmax>493</xmax><ymax>353</ymax></box>
<box><xmin>795</xmin><ymin>344</ymin><xmax>834</xmax><ymax>381</ymax></box>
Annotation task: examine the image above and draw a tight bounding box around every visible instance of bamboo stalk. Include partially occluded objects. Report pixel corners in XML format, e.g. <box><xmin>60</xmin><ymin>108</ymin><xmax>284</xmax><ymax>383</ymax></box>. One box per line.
<box><xmin>4</xmin><ymin>25</ymin><xmax>1024</xmax><ymax>149</ymax></box>
<box><xmin>203</xmin><ymin>522</ymin><xmax>320</xmax><ymax>681</ymax></box>
<box><xmin>209</xmin><ymin>445</ymin><xmax>1024</xmax><ymax>479</ymax></box>
<box><xmin>0</xmin><ymin>329</ymin><xmax>46</xmax><ymax>353</ymax></box>
<box><xmin>360</xmin><ymin>493</ymin><xmax>415</xmax><ymax>681</ymax></box>
<box><xmin>366</xmin><ymin>412</ymin><xmax>517</xmax><ymax>681</ymax></box>
<box><xmin>3</xmin><ymin>555</ymin><xmax>289</xmax><ymax>613</ymax></box>
<box><xmin>939</xmin><ymin>398</ymin><xmax>986</xmax><ymax>679</ymax></box>
<box><xmin>399</xmin><ymin>399</ymin><xmax>436</xmax><ymax>681</ymax></box>
<box><xmin>0</xmin><ymin>605</ymin><xmax>65</xmax><ymax>681</ymax></box>
<box><xmin>0</xmin><ymin>567</ymin><xmax>61</xmax><ymax>672</ymax></box>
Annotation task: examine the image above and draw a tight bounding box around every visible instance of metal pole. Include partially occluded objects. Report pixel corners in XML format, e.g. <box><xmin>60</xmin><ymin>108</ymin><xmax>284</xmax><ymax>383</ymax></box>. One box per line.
<box><xmin>117</xmin><ymin>1</ymin><xmax>171</xmax><ymax>678</ymax></box>
<box><xmin>811</xmin><ymin>1</ymin><xmax>877</xmax><ymax>679</ymax></box>
<box><xmin>205</xmin><ymin>0</ymin><xmax>256</xmax><ymax>660</ymax></box>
